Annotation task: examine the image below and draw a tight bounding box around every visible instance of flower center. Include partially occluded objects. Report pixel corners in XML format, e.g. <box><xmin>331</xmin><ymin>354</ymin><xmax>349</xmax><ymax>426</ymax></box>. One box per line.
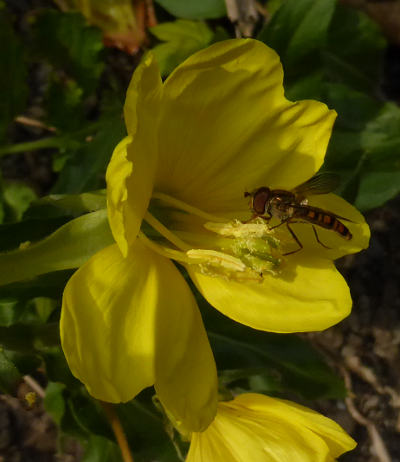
<box><xmin>140</xmin><ymin>192</ymin><xmax>283</xmax><ymax>282</ymax></box>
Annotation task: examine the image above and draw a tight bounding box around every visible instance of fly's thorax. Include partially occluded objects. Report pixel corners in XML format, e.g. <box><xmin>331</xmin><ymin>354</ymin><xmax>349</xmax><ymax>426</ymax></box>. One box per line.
<box><xmin>269</xmin><ymin>197</ymin><xmax>293</xmax><ymax>221</ymax></box>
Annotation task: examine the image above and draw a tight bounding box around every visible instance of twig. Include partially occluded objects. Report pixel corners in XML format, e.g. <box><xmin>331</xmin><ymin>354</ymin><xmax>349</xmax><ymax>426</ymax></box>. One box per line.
<box><xmin>344</xmin><ymin>355</ymin><xmax>400</xmax><ymax>409</ymax></box>
<box><xmin>341</xmin><ymin>366</ymin><xmax>392</xmax><ymax>462</ymax></box>
<box><xmin>15</xmin><ymin>116</ymin><xmax>56</xmax><ymax>133</ymax></box>
<box><xmin>52</xmin><ymin>0</ymin><xmax>69</xmax><ymax>12</ymax></box>
<box><xmin>145</xmin><ymin>0</ymin><xmax>157</xmax><ymax>27</ymax></box>
<box><xmin>100</xmin><ymin>402</ymin><xmax>135</xmax><ymax>462</ymax></box>
<box><xmin>224</xmin><ymin>0</ymin><xmax>259</xmax><ymax>37</ymax></box>
<box><xmin>23</xmin><ymin>375</ymin><xmax>45</xmax><ymax>399</ymax></box>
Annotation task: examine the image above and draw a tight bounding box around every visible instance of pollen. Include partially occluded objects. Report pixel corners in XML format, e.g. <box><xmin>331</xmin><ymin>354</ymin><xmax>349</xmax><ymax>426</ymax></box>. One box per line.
<box><xmin>196</xmin><ymin>219</ymin><xmax>282</xmax><ymax>280</ymax></box>
<box><xmin>145</xmin><ymin>194</ymin><xmax>283</xmax><ymax>282</ymax></box>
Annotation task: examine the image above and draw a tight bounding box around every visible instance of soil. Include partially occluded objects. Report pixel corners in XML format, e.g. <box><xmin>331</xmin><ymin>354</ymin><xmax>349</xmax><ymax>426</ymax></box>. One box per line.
<box><xmin>310</xmin><ymin>197</ymin><xmax>400</xmax><ymax>462</ymax></box>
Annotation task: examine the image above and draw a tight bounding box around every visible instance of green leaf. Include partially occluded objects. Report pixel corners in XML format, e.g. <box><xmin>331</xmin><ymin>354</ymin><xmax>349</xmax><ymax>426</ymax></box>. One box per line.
<box><xmin>0</xmin><ymin>7</ymin><xmax>28</xmax><ymax>142</ymax></box>
<box><xmin>258</xmin><ymin>0</ymin><xmax>335</xmax><ymax>70</ymax></box>
<box><xmin>44</xmin><ymin>382</ymin><xmax>66</xmax><ymax>425</ymax></box>
<box><xmin>26</xmin><ymin>191</ymin><xmax>107</xmax><ymax>219</ymax></box>
<box><xmin>45</xmin><ymin>77</ymin><xmax>85</xmax><ymax>132</ymax></box>
<box><xmin>0</xmin><ymin>298</ymin><xmax>27</xmax><ymax>326</ymax></box>
<box><xmin>285</xmin><ymin>71</ymin><xmax>325</xmax><ymax>101</ymax></box>
<box><xmin>2</xmin><ymin>182</ymin><xmax>37</xmax><ymax>222</ymax></box>
<box><xmin>0</xmin><ymin>209</ymin><xmax>113</xmax><ymax>286</ymax></box>
<box><xmin>31</xmin><ymin>297</ymin><xmax>57</xmax><ymax>323</ymax></box>
<box><xmin>210</xmin><ymin>331</ymin><xmax>346</xmax><ymax>399</ymax></box>
<box><xmin>325</xmin><ymin>95</ymin><xmax>400</xmax><ymax>210</ymax></box>
<box><xmin>116</xmin><ymin>399</ymin><xmax>177</xmax><ymax>462</ymax></box>
<box><xmin>201</xmin><ymin>301</ymin><xmax>345</xmax><ymax>399</ymax></box>
<box><xmin>360</xmin><ymin>103</ymin><xmax>400</xmax><ymax>164</ymax></box>
<box><xmin>0</xmin><ymin>217</ymin><xmax>71</xmax><ymax>252</ymax></box>
<box><xmin>323</xmin><ymin>4</ymin><xmax>386</xmax><ymax>94</ymax></box>
<box><xmin>0</xmin><ymin>323</ymin><xmax>60</xmax><ymax>352</ymax></box>
<box><xmin>42</xmin><ymin>347</ymin><xmax>77</xmax><ymax>386</ymax></box>
<box><xmin>154</xmin><ymin>0</ymin><xmax>226</xmax><ymax>19</ymax></box>
<box><xmin>33</xmin><ymin>10</ymin><xmax>104</xmax><ymax>94</ymax></box>
<box><xmin>52</xmin><ymin>110</ymin><xmax>126</xmax><ymax>193</ymax></box>
<box><xmin>82</xmin><ymin>435</ymin><xmax>122</xmax><ymax>462</ymax></box>
<box><xmin>5</xmin><ymin>350</ymin><xmax>41</xmax><ymax>376</ymax></box>
<box><xmin>150</xmin><ymin>20</ymin><xmax>214</xmax><ymax>76</ymax></box>
<box><xmin>0</xmin><ymin>348</ymin><xmax>21</xmax><ymax>393</ymax></box>
<box><xmin>355</xmin><ymin>171</ymin><xmax>400</xmax><ymax>211</ymax></box>
<box><xmin>0</xmin><ymin>271</ymin><xmax>72</xmax><ymax>300</ymax></box>
<box><xmin>68</xmin><ymin>393</ymin><xmax>112</xmax><ymax>438</ymax></box>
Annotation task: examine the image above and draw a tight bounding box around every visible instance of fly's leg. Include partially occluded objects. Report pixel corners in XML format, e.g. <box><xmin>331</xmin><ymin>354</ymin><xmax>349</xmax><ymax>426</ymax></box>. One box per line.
<box><xmin>312</xmin><ymin>225</ymin><xmax>331</xmax><ymax>249</ymax></box>
<box><xmin>269</xmin><ymin>217</ymin><xmax>286</xmax><ymax>230</ymax></box>
<box><xmin>244</xmin><ymin>211</ymin><xmax>272</xmax><ymax>224</ymax></box>
<box><xmin>283</xmin><ymin>222</ymin><xmax>303</xmax><ymax>255</ymax></box>
<box><xmin>261</xmin><ymin>211</ymin><xmax>273</xmax><ymax>223</ymax></box>
<box><xmin>270</xmin><ymin>219</ymin><xmax>303</xmax><ymax>255</ymax></box>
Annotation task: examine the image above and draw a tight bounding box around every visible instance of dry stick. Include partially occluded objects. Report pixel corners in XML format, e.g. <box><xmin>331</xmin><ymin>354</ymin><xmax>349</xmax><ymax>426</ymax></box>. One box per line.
<box><xmin>15</xmin><ymin>116</ymin><xmax>56</xmax><ymax>133</ymax></box>
<box><xmin>145</xmin><ymin>0</ymin><xmax>158</xmax><ymax>27</ymax></box>
<box><xmin>340</xmin><ymin>366</ymin><xmax>392</xmax><ymax>462</ymax></box>
<box><xmin>344</xmin><ymin>355</ymin><xmax>400</xmax><ymax>409</ymax></box>
<box><xmin>307</xmin><ymin>336</ymin><xmax>393</xmax><ymax>462</ymax></box>
<box><xmin>101</xmin><ymin>402</ymin><xmax>135</xmax><ymax>462</ymax></box>
<box><xmin>23</xmin><ymin>375</ymin><xmax>45</xmax><ymax>399</ymax></box>
<box><xmin>224</xmin><ymin>0</ymin><xmax>259</xmax><ymax>37</ymax></box>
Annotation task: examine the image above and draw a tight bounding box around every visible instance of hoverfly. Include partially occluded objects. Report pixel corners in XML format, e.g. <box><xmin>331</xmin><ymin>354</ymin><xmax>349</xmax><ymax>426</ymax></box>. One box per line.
<box><xmin>245</xmin><ymin>173</ymin><xmax>353</xmax><ymax>255</ymax></box>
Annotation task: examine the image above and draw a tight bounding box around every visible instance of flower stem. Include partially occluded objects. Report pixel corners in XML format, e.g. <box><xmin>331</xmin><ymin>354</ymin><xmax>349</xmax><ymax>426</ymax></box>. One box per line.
<box><xmin>100</xmin><ymin>402</ymin><xmax>135</xmax><ymax>462</ymax></box>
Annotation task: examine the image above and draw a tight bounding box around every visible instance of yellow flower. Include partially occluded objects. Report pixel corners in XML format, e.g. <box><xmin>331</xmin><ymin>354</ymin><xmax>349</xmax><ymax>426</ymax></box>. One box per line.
<box><xmin>187</xmin><ymin>393</ymin><xmax>356</xmax><ymax>462</ymax></box>
<box><xmin>60</xmin><ymin>39</ymin><xmax>369</xmax><ymax>432</ymax></box>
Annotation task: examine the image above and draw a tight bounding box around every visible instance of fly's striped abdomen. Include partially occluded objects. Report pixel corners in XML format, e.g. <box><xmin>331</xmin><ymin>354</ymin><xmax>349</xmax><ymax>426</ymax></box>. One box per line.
<box><xmin>293</xmin><ymin>206</ymin><xmax>352</xmax><ymax>240</ymax></box>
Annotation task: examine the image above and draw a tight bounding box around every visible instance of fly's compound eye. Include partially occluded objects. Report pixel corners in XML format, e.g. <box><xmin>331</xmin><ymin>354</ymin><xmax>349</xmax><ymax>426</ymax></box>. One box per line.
<box><xmin>252</xmin><ymin>188</ymin><xmax>270</xmax><ymax>215</ymax></box>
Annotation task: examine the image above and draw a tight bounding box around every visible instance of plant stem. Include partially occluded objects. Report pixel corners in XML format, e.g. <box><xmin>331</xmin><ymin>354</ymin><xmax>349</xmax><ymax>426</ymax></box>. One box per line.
<box><xmin>0</xmin><ymin>137</ymin><xmax>73</xmax><ymax>157</ymax></box>
<box><xmin>100</xmin><ymin>402</ymin><xmax>135</xmax><ymax>462</ymax></box>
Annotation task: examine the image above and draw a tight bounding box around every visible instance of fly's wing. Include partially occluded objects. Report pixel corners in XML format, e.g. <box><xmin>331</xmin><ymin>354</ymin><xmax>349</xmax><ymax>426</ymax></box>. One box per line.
<box><xmin>292</xmin><ymin>173</ymin><xmax>340</xmax><ymax>197</ymax></box>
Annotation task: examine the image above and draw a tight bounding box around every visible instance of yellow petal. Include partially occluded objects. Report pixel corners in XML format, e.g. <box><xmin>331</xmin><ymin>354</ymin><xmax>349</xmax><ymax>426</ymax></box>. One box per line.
<box><xmin>283</xmin><ymin>193</ymin><xmax>370</xmax><ymax>260</ymax></box>
<box><xmin>154</xmin><ymin>293</ymin><xmax>218</xmax><ymax>432</ymax></box>
<box><xmin>61</xmin><ymin>240</ymin><xmax>217</xmax><ymax>430</ymax></box>
<box><xmin>61</xmin><ymin>243</ymin><xmax>155</xmax><ymax>402</ymax></box>
<box><xmin>187</xmin><ymin>394</ymin><xmax>355</xmax><ymax>462</ymax></box>
<box><xmin>232</xmin><ymin>394</ymin><xmax>356</xmax><ymax>458</ymax></box>
<box><xmin>106</xmin><ymin>54</ymin><xmax>162</xmax><ymax>256</ymax></box>
<box><xmin>155</xmin><ymin>38</ymin><xmax>336</xmax><ymax>214</ymax></box>
<box><xmin>188</xmin><ymin>254</ymin><xmax>351</xmax><ymax>332</ymax></box>
<box><xmin>151</xmin><ymin>254</ymin><xmax>218</xmax><ymax>433</ymax></box>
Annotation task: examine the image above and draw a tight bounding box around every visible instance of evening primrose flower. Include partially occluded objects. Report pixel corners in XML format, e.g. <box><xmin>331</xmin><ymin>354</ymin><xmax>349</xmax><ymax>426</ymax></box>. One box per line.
<box><xmin>60</xmin><ymin>39</ymin><xmax>369</xmax><ymax>432</ymax></box>
<box><xmin>187</xmin><ymin>393</ymin><xmax>357</xmax><ymax>462</ymax></box>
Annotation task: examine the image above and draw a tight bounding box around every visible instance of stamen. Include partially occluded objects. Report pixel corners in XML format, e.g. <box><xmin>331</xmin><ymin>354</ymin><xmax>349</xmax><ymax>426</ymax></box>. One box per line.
<box><xmin>142</xmin><ymin>194</ymin><xmax>283</xmax><ymax>282</ymax></box>
<box><xmin>187</xmin><ymin>249</ymin><xmax>263</xmax><ymax>282</ymax></box>
<box><xmin>187</xmin><ymin>249</ymin><xmax>247</xmax><ymax>272</ymax></box>
<box><xmin>152</xmin><ymin>192</ymin><xmax>224</xmax><ymax>222</ymax></box>
<box><xmin>138</xmin><ymin>232</ymin><xmax>191</xmax><ymax>263</ymax></box>
<box><xmin>144</xmin><ymin>212</ymin><xmax>191</xmax><ymax>251</ymax></box>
